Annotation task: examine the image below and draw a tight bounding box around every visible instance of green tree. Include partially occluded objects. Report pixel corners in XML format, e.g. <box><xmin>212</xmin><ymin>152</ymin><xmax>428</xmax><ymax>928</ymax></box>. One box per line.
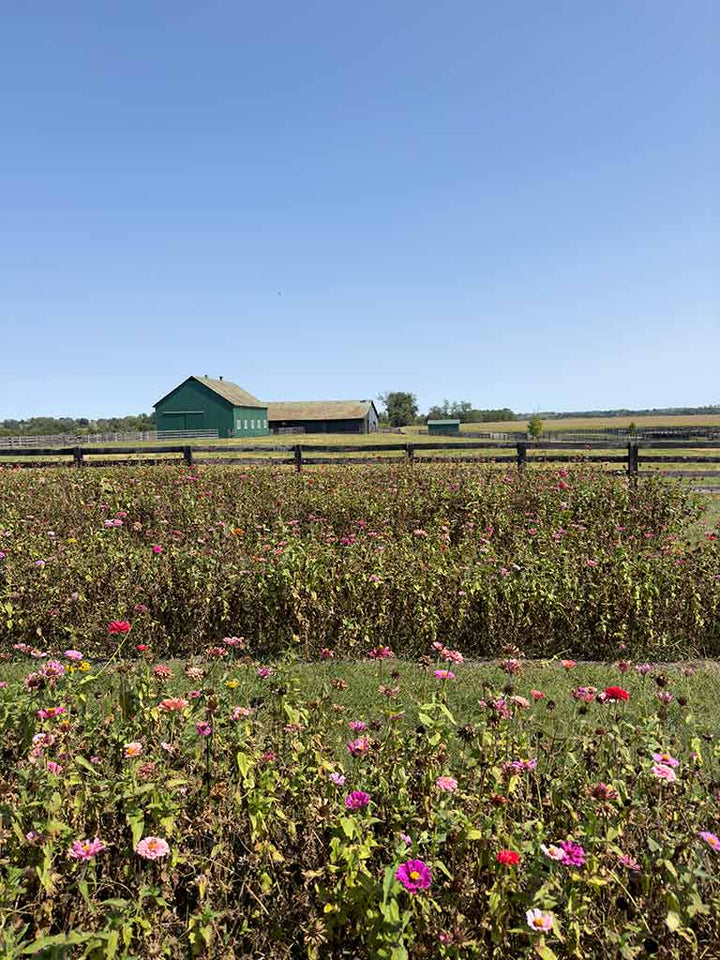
<box><xmin>527</xmin><ymin>415</ymin><xmax>544</xmax><ymax>438</ymax></box>
<box><xmin>378</xmin><ymin>391</ymin><xmax>419</xmax><ymax>427</ymax></box>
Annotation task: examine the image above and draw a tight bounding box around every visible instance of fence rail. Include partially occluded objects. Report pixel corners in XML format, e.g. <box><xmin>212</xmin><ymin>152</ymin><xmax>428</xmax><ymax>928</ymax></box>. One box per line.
<box><xmin>0</xmin><ymin>429</ymin><xmax>218</xmax><ymax>449</ymax></box>
<box><xmin>0</xmin><ymin>440</ymin><xmax>718</xmax><ymax>483</ymax></box>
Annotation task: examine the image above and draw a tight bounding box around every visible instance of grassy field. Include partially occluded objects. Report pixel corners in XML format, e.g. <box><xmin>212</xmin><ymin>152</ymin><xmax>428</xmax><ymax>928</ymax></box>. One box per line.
<box><xmin>451</xmin><ymin>414</ymin><xmax>720</xmax><ymax>434</ymax></box>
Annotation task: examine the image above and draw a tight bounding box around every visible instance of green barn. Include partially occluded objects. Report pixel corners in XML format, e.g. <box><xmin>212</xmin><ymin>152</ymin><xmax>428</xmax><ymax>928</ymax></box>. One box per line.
<box><xmin>154</xmin><ymin>376</ymin><xmax>269</xmax><ymax>438</ymax></box>
<box><xmin>427</xmin><ymin>419</ymin><xmax>461</xmax><ymax>436</ymax></box>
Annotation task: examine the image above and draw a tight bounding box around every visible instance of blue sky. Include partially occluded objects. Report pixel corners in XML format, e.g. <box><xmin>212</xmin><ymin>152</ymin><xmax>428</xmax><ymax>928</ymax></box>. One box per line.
<box><xmin>1</xmin><ymin>1</ymin><xmax>717</xmax><ymax>419</ymax></box>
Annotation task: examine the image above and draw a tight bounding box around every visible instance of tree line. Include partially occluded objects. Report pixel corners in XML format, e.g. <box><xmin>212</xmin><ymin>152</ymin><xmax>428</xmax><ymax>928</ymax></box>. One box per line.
<box><xmin>377</xmin><ymin>393</ymin><xmax>517</xmax><ymax>428</ymax></box>
<box><xmin>0</xmin><ymin>414</ymin><xmax>156</xmax><ymax>437</ymax></box>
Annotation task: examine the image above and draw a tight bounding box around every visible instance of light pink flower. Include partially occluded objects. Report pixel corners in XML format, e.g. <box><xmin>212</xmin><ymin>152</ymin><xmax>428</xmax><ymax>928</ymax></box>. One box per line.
<box><xmin>436</xmin><ymin>776</ymin><xmax>458</xmax><ymax>792</ymax></box>
<box><xmin>231</xmin><ymin>706</ymin><xmax>255</xmax><ymax>720</ymax></box>
<box><xmin>64</xmin><ymin>650</ymin><xmax>83</xmax><ymax>661</ymax></box>
<box><xmin>124</xmin><ymin>742</ymin><xmax>143</xmax><ymax>758</ymax></box>
<box><xmin>526</xmin><ymin>909</ymin><xmax>553</xmax><ymax>932</ymax></box>
<box><xmin>652</xmin><ymin>751</ymin><xmax>680</xmax><ymax>767</ymax></box>
<box><xmin>651</xmin><ymin>763</ymin><xmax>676</xmax><ymax>782</ymax></box>
<box><xmin>135</xmin><ymin>836</ymin><xmax>170</xmax><ymax>861</ymax></box>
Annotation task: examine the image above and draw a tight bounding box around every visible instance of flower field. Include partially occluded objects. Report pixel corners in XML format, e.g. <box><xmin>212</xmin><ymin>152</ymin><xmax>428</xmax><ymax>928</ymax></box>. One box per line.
<box><xmin>1</xmin><ymin>464</ymin><xmax>720</xmax><ymax>957</ymax></box>
<box><xmin>1</xmin><ymin>651</ymin><xmax>720</xmax><ymax>958</ymax></box>
<box><xmin>0</xmin><ymin>464</ymin><xmax>718</xmax><ymax>659</ymax></box>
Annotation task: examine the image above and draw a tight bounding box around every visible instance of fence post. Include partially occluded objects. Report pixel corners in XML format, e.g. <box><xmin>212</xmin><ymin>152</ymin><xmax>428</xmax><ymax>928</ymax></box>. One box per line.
<box><xmin>183</xmin><ymin>446</ymin><xmax>193</xmax><ymax>467</ymax></box>
<box><xmin>406</xmin><ymin>443</ymin><xmax>415</xmax><ymax>464</ymax></box>
<box><xmin>627</xmin><ymin>442</ymin><xmax>639</xmax><ymax>481</ymax></box>
<box><xmin>73</xmin><ymin>447</ymin><xmax>84</xmax><ymax>468</ymax></box>
<box><xmin>516</xmin><ymin>441</ymin><xmax>527</xmax><ymax>473</ymax></box>
<box><xmin>294</xmin><ymin>444</ymin><xmax>303</xmax><ymax>473</ymax></box>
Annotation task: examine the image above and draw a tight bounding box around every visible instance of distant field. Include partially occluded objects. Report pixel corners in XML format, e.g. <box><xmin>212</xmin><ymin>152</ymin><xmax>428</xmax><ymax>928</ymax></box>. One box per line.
<box><xmin>450</xmin><ymin>413</ymin><xmax>720</xmax><ymax>433</ymax></box>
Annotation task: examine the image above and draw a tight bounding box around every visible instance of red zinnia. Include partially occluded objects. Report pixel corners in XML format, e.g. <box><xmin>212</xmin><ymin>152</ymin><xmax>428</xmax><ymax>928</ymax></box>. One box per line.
<box><xmin>604</xmin><ymin>686</ymin><xmax>629</xmax><ymax>702</ymax></box>
<box><xmin>108</xmin><ymin>620</ymin><xmax>131</xmax><ymax>635</ymax></box>
<box><xmin>496</xmin><ymin>849</ymin><xmax>520</xmax><ymax>866</ymax></box>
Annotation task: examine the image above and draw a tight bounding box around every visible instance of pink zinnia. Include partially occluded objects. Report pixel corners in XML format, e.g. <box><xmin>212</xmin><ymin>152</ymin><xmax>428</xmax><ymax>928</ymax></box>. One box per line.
<box><xmin>652</xmin><ymin>763</ymin><xmax>676</xmax><ymax>782</ymax></box>
<box><xmin>344</xmin><ymin>791</ymin><xmax>371</xmax><ymax>809</ymax></box>
<box><xmin>135</xmin><ymin>836</ymin><xmax>170</xmax><ymax>861</ymax></box>
<box><xmin>652</xmin><ymin>751</ymin><xmax>680</xmax><ymax>767</ymax></box>
<box><xmin>509</xmin><ymin>757</ymin><xmax>537</xmax><ymax>773</ymax></box>
<box><xmin>108</xmin><ymin>620</ymin><xmax>131</xmax><ymax>634</ymax></box>
<box><xmin>436</xmin><ymin>776</ymin><xmax>458</xmax><ymax>792</ymax></box>
<box><xmin>64</xmin><ymin>650</ymin><xmax>83</xmax><ymax>661</ymax></box>
<box><xmin>347</xmin><ymin>737</ymin><xmax>371</xmax><ymax>757</ymax></box>
<box><xmin>541</xmin><ymin>843</ymin><xmax>566</xmax><ymax>861</ymax></box>
<box><xmin>395</xmin><ymin>859</ymin><xmax>432</xmax><ymax>894</ymax></box>
<box><xmin>348</xmin><ymin>720</ymin><xmax>368</xmax><ymax>732</ymax></box>
<box><xmin>231</xmin><ymin>706</ymin><xmax>255</xmax><ymax>720</ymax></box>
<box><xmin>196</xmin><ymin>721</ymin><xmax>211</xmax><ymax>737</ymax></box>
<box><xmin>526</xmin><ymin>909</ymin><xmax>553</xmax><ymax>932</ymax></box>
<box><xmin>434</xmin><ymin>670</ymin><xmax>456</xmax><ymax>681</ymax></box>
<box><xmin>36</xmin><ymin>706</ymin><xmax>66</xmax><ymax>720</ymax></box>
<box><xmin>368</xmin><ymin>645</ymin><xmax>394</xmax><ymax>660</ymax></box>
<box><xmin>68</xmin><ymin>837</ymin><xmax>106</xmax><ymax>861</ymax></box>
<box><xmin>699</xmin><ymin>831</ymin><xmax>720</xmax><ymax>853</ymax></box>
<box><xmin>46</xmin><ymin>761</ymin><xmax>63</xmax><ymax>774</ymax></box>
<box><xmin>152</xmin><ymin>545</ymin><xmax>163</xmax><ymax>554</ymax></box>
<box><xmin>124</xmin><ymin>742</ymin><xmax>143</xmax><ymax>758</ymax></box>
<box><xmin>257</xmin><ymin>667</ymin><xmax>274</xmax><ymax>679</ymax></box>
<box><xmin>531</xmin><ymin>689</ymin><xmax>546</xmax><ymax>700</ymax></box>
<box><xmin>153</xmin><ymin>664</ymin><xmax>173</xmax><ymax>679</ymax></box>
<box><xmin>159</xmin><ymin>697</ymin><xmax>189</xmax><ymax>712</ymax></box>
<box><xmin>329</xmin><ymin>772</ymin><xmax>346</xmax><ymax>786</ymax></box>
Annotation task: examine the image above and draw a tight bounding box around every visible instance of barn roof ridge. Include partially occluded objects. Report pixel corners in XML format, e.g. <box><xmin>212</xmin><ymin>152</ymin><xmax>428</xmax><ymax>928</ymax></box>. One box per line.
<box><xmin>191</xmin><ymin>376</ymin><xmax>266</xmax><ymax>409</ymax></box>
<box><xmin>268</xmin><ymin>399</ymin><xmax>377</xmax><ymax>421</ymax></box>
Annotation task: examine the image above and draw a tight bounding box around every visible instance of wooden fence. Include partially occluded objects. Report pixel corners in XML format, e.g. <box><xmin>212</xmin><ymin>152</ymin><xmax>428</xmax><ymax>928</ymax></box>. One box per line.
<box><xmin>0</xmin><ymin>429</ymin><xmax>218</xmax><ymax>449</ymax></box>
<box><xmin>0</xmin><ymin>440</ymin><xmax>719</xmax><ymax>482</ymax></box>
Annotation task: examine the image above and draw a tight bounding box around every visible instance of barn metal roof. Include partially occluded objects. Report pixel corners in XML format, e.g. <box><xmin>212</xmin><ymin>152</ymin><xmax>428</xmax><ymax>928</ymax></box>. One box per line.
<box><xmin>268</xmin><ymin>400</ymin><xmax>377</xmax><ymax>421</ymax></box>
<box><xmin>193</xmin><ymin>377</ymin><xmax>266</xmax><ymax>408</ymax></box>
<box><xmin>154</xmin><ymin>377</ymin><xmax>267</xmax><ymax>409</ymax></box>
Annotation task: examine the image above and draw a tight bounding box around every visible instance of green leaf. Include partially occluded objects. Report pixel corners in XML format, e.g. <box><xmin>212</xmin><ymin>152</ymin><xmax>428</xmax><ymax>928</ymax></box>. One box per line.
<box><xmin>534</xmin><ymin>944</ymin><xmax>557</xmax><ymax>960</ymax></box>
<box><xmin>106</xmin><ymin>929</ymin><xmax>120</xmax><ymax>959</ymax></box>
<box><xmin>665</xmin><ymin>911</ymin><xmax>681</xmax><ymax>932</ymax></box>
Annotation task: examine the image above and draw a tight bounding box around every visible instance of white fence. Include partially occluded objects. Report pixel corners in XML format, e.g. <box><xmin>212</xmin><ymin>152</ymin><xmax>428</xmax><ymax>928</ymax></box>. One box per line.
<box><xmin>0</xmin><ymin>429</ymin><xmax>219</xmax><ymax>449</ymax></box>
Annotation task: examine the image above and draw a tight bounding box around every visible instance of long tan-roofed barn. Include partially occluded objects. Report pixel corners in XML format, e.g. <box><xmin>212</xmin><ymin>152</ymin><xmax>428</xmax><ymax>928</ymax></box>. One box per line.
<box><xmin>268</xmin><ymin>400</ymin><xmax>379</xmax><ymax>434</ymax></box>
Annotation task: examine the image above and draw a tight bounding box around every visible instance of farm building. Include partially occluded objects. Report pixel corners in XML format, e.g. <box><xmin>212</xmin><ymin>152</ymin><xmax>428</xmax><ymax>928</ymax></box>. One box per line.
<box><xmin>428</xmin><ymin>419</ymin><xmax>461</xmax><ymax>436</ymax></box>
<box><xmin>154</xmin><ymin>376</ymin><xmax>269</xmax><ymax>438</ymax></box>
<box><xmin>268</xmin><ymin>400</ymin><xmax>379</xmax><ymax>434</ymax></box>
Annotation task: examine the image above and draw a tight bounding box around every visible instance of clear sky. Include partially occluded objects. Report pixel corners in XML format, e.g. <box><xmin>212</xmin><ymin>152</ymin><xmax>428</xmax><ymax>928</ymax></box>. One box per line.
<box><xmin>1</xmin><ymin>0</ymin><xmax>717</xmax><ymax>419</ymax></box>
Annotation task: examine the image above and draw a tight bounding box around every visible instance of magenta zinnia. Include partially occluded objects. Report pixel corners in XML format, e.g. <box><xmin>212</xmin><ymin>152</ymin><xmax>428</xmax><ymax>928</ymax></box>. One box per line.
<box><xmin>395</xmin><ymin>859</ymin><xmax>432</xmax><ymax>894</ymax></box>
<box><xmin>344</xmin><ymin>791</ymin><xmax>371</xmax><ymax>809</ymax></box>
<box><xmin>700</xmin><ymin>831</ymin><xmax>720</xmax><ymax>853</ymax></box>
